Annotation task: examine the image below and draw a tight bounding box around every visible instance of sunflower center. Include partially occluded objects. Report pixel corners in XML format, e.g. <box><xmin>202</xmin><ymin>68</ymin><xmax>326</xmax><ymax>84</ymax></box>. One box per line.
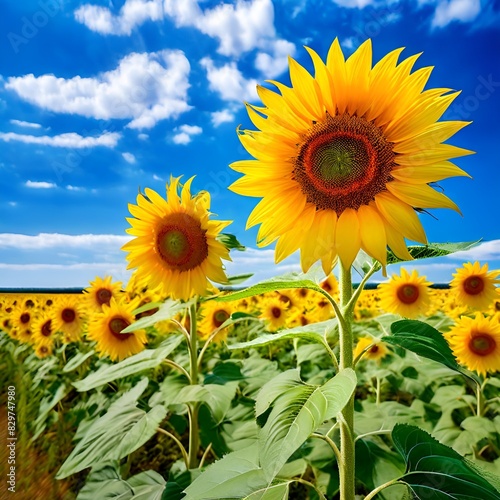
<box><xmin>213</xmin><ymin>309</ymin><xmax>230</xmax><ymax>327</ymax></box>
<box><xmin>156</xmin><ymin>213</ymin><xmax>209</xmax><ymax>272</ymax></box>
<box><xmin>469</xmin><ymin>333</ymin><xmax>496</xmax><ymax>356</ymax></box>
<box><xmin>271</xmin><ymin>307</ymin><xmax>282</xmax><ymax>318</ymax></box>
<box><xmin>294</xmin><ymin>113</ymin><xmax>395</xmax><ymax>214</ymax></box>
<box><xmin>96</xmin><ymin>288</ymin><xmax>112</xmax><ymax>306</ymax></box>
<box><xmin>397</xmin><ymin>284</ymin><xmax>420</xmax><ymax>304</ymax></box>
<box><xmin>41</xmin><ymin>319</ymin><xmax>52</xmax><ymax>337</ymax></box>
<box><xmin>20</xmin><ymin>312</ymin><xmax>30</xmax><ymax>324</ymax></box>
<box><xmin>62</xmin><ymin>308</ymin><xmax>76</xmax><ymax>323</ymax></box>
<box><xmin>370</xmin><ymin>345</ymin><xmax>379</xmax><ymax>354</ymax></box>
<box><xmin>463</xmin><ymin>276</ymin><xmax>484</xmax><ymax>295</ymax></box>
<box><xmin>108</xmin><ymin>316</ymin><xmax>132</xmax><ymax>340</ymax></box>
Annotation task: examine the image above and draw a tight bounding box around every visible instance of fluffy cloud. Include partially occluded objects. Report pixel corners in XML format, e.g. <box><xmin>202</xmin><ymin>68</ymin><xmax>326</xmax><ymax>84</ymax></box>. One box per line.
<box><xmin>0</xmin><ymin>131</ymin><xmax>120</xmax><ymax>148</ymax></box>
<box><xmin>9</xmin><ymin>119</ymin><xmax>42</xmax><ymax>129</ymax></box>
<box><xmin>5</xmin><ymin>50</ymin><xmax>191</xmax><ymax>129</ymax></box>
<box><xmin>255</xmin><ymin>39</ymin><xmax>296</xmax><ymax>78</ymax></box>
<box><xmin>332</xmin><ymin>0</ymin><xmax>376</xmax><ymax>8</ymax></box>
<box><xmin>200</xmin><ymin>58</ymin><xmax>259</xmax><ymax>102</ymax></box>
<box><xmin>211</xmin><ymin>109</ymin><xmax>235</xmax><ymax>127</ymax></box>
<box><xmin>122</xmin><ymin>152</ymin><xmax>136</xmax><ymax>163</ymax></box>
<box><xmin>431</xmin><ymin>0</ymin><xmax>481</xmax><ymax>27</ymax></box>
<box><xmin>172</xmin><ymin>124</ymin><xmax>203</xmax><ymax>145</ymax></box>
<box><xmin>75</xmin><ymin>0</ymin><xmax>163</xmax><ymax>35</ymax></box>
<box><xmin>25</xmin><ymin>181</ymin><xmax>57</xmax><ymax>189</ymax></box>
<box><xmin>0</xmin><ymin>233</ymin><xmax>130</xmax><ymax>249</ymax></box>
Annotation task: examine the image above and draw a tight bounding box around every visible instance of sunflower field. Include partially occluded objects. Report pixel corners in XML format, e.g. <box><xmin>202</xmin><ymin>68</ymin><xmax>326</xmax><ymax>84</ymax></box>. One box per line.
<box><xmin>2</xmin><ymin>38</ymin><xmax>500</xmax><ymax>500</ymax></box>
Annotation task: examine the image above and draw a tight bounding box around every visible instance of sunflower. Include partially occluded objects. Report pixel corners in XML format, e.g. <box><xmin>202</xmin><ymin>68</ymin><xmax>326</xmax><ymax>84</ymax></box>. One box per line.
<box><xmin>320</xmin><ymin>274</ymin><xmax>339</xmax><ymax>296</ymax></box>
<box><xmin>32</xmin><ymin>311</ymin><xmax>58</xmax><ymax>349</ymax></box>
<box><xmin>84</xmin><ymin>276</ymin><xmax>124</xmax><ymax>313</ymax></box>
<box><xmin>122</xmin><ymin>177</ymin><xmax>232</xmax><ymax>301</ymax></box>
<box><xmin>10</xmin><ymin>304</ymin><xmax>34</xmax><ymax>336</ymax></box>
<box><xmin>260</xmin><ymin>297</ymin><xmax>289</xmax><ymax>331</ymax></box>
<box><xmin>450</xmin><ymin>261</ymin><xmax>500</xmax><ymax>311</ymax></box>
<box><xmin>198</xmin><ymin>300</ymin><xmax>234</xmax><ymax>343</ymax></box>
<box><xmin>354</xmin><ymin>336</ymin><xmax>389</xmax><ymax>362</ymax></box>
<box><xmin>230</xmin><ymin>38</ymin><xmax>472</xmax><ymax>273</ymax></box>
<box><xmin>52</xmin><ymin>296</ymin><xmax>86</xmax><ymax>343</ymax></box>
<box><xmin>87</xmin><ymin>298</ymin><xmax>147</xmax><ymax>361</ymax></box>
<box><xmin>445</xmin><ymin>313</ymin><xmax>500</xmax><ymax>377</ymax></box>
<box><xmin>378</xmin><ymin>268</ymin><xmax>432</xmax><ymax>318</ymax></box>
<box><xmin>35</xmin><ymin>343</ymin><xmax>53</xmax><ymax>359</ymax></box>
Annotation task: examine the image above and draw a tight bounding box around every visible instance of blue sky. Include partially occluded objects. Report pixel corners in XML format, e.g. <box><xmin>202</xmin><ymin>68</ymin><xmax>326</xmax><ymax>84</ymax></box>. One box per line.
<box><xmin>0</xmin><ymin>0</ymin><xmax>499</xmax><ymax>288</ymax></box>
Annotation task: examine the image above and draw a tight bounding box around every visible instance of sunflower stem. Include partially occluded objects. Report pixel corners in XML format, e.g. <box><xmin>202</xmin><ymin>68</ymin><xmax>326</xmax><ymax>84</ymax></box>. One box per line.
<box><xmin>476</xmin><ymin>383</ymin><xmax>485</xmax><ymax>418</ymax></box>
<box><xmin>188</xmin><ymin>300</ymin><xmax>200</xmax><ymax>469</ymax></box>
<box><xmin>338</xmin><ymin>260</ymin><xmax>356</xmax><ymax>500</ymax></box>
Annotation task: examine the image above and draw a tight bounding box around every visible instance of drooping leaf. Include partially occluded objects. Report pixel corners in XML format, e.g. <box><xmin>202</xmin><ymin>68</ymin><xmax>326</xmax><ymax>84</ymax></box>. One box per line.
<box><xmin>57</xmin><ymin>379</ymin><xmax>166</xmax><ymax>479</ymax></box>
<box><xmin>226</xmin><ymin>273</ymin><xmax>254</xmax><ymax>285</ymax></box>
<box><xmin>229</xmin><ymin>320</ymin><xmax>337</xmax><ymax>352</ymax></box>
<box><xmin>215</xmin><ymin>267</ymin><xmax>328</xmax><ymax>303</ymax></box>
<box><xmin>63</xmin><ymin>350</ymin><xmax>96</xmax><ymax>373</ymax></box>
<box><xmin>217</xmin><ymin>232</ymin><xmax>246</xmax><ymax>251</ymax></box>
<box><xmin>122</xmin><ymin>298</ymin><xmax>195</xmax><ymax>332</ymax></box>
<box><xmin>73</xmin><ymin>335</ymin><xmax>183</xmax><ymax>391</ymax></box>
<box><xmin>259</xmin><ymin>369</ymin><xmax>356</xmax><ymax>482</ymax></box>
<box><xmin>392</xmin><ymin>424</ymin><xmax>500</xmax><ymax>499</ymax></box>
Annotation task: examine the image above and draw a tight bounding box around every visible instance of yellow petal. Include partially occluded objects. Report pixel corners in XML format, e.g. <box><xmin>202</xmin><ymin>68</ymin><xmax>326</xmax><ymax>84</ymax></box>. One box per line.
<box><xmin>304</xmin><ymin>45</ymin><xmax>336</xmax><ymax>116</ymax></box>
<box><xmin>375</xmin><ymin>192</ymin><xmax>427</xmax><ymax>244</ymax></box>
<box><xmin>357</xmin><ymin>204</ymin><xmax>387</xmax><ymax>266</ymax></box>
<box><xmin>382</xmin><ymin>217</ymin><xmax>413</xmax><ymax>261</ymax></box>
<box><xmin>335</xmin><ymin>208</ymin><xmax>361</xmax><ymax>269</ymax></box>
<box><xmin>391</xmin><ymin>161</ymin><xmax>471</xmax><ymax>184</ymax></box>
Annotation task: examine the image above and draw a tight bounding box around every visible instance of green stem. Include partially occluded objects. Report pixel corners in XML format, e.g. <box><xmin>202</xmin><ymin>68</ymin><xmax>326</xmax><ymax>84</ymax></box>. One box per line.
<box><xmin>376</xmin><ymin>376</ymin><xmax>381</xmax><ymax>406</ymax></box>
<box><xmin>476</xmin><ymin>383</ymin><xmax>485</xmax><ymax>418</ymax></box>
<box><xmin>364</xmin><ymin>478</ymin><xmax>400</xmax><ymax>500</ymax></box>
<box><xmin>163</xmin><ymin>358</ymin><xmax>190</xmax><ymax>380</ymax></box>
<box><xmin>188</xmin><ymin>300</ymin><xmax>200</xmax><ymax>469</ymax></box>
<box><xmin>157</xmin><ymin>427</ymin><xmax>189</xmax><ymax>467</ymax></box>
<box><xmin>338</xmin><ymin>260</ymin><xmax>355</xmax><ymax>500</ymax></box>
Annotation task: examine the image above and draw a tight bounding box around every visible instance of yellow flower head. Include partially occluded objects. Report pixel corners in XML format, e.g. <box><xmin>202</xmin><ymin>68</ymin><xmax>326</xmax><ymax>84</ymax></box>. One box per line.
<box><xmin>354</xmin><ymin>336</ymin><xmax>389</xmax><ymax>362</ymax></box>
<box><xmin>87</xmin><ymin>298</ymin><xmax>147</xmax><ymax>362</ymax></box>
<box><xmin>450</xmin><ymin>261</ymin><xmax>500</xmax><ymax>311</ymax></box>
<box><xmin>230</xmin><ymin>38</ymin><xmax>472</xmax><ymax>273</ymax></box>
<box><xmin>122</xmin><ymin>177</ymin><xmax>232</xmax><ymax>301</ymax></box>
<box><xmin>84</xmin><ymin>276</ymin><xmax>124</xmax><ymax>313</ymax></box>
<box><xmin>32</xmin><ymin>310</ymin><xmax>58</xmax><ymax>349</ymax></box>
<box><xmin>52</xmin><ymin>296</ymin><xmax>86</xmax><ymax>343</ymax></box>
<box><xmin>198</xmin><ymin>300</ymin><xmax>234</xmax><ymax>343</ymax></box>
<box><xmin>260</xmin><ymin>297</ymin><xmax>289</xmax><ymax>332</ymax></box>
<box><xmin>446</xmin><ymin>313</ymin><xmax>500</xmax><ymax>377</ymax></box>
<box><xmin>378</xmin><ymin>268</ymin><xmax>432</xmax><ymax>319</ymax></box>
<box><xmin>35</xmin><ymin>343</ymin><xmax>53</xmax><ymax>359</ymax></box>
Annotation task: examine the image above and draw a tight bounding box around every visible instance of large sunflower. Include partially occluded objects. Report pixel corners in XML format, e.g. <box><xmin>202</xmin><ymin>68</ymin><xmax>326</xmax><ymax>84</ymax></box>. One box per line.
<box><xmin>122</xmin><ymin>177</ymin><xmax>232</xmax><ymax>301</ymax></box>
<box><xmin>445</xmin><ymin>313</ymin><xmax>500</xmax><ymax>377</ymax></box>
<box><xmin>230</xmin><ymin>39</ymin><xmax>472</xmax><ymax>272</ymax></box>
<box><xmin>450</xmin><ymin>261</ymin><xmax>500</xmax><ymax>311</ymax></box>
<box><xmin>84</xmin><ymin>276</ymin><xmax>124</xmax><ymax>313</ymax></box>
<box><xmin>87</xmin><ymin>298</ymin><xmax>147</xmax><ymax>361</ymax></box>
<box><xmin>377</xmin><ymin>268</ymin><xmax>432</xmax><ymax>319</ymax></box>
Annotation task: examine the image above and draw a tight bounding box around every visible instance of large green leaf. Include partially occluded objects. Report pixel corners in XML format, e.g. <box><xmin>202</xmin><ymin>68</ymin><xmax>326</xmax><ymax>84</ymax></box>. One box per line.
<box><xmin>182</xmin><ymin>445</ymin><xmax>268</xmax><ymax>500</ymax></box>
<box><xmin>127</xmin><ymin>470</ymin><xmax>166</xmax><ymax>500</ymax></box>
<box><xmin>392</xmin><ymin>424</ymin><xmax>500</xmax><ymax>499</ymax></box>
<box><xmin>57</xmin><ymin>379</ymin><xmax>166</xmax><ymax>479</ymax></box>
<box><xmin>384</xmin><ymin>320</ymin><xmax>481</xmax><ymax>384</ymax></box>
<box><xmin>76</xmin><ymin>462</ymin><xmax>132</xmax><ymax>500</ymax></box>
<box><xmin>122</xmin><ymin>298</ymin><xmax>195</xmax><ymax>331</ymax></box>
<box><xmin>244</xmin><ymin>482</ymin><xmax>290</xmax><ymax>500</ymax></box>
<box><xmin>259</xmin><ymin>369</ymin><xmax>356</xmax><ymax>482</ymax></box>
<box><xmin>215</xmin><ymin>267</ymin><xmax>328</xmax><ymax>303</ymax></box>
<box><xmin>73</xmin><ymin>335</ymin><xmax>183</xmax><ymax>391</ymax></box>
<box><xmin>229</xmin><ymin>320</ymin><xmax>337</xmax><ymax>352</ymax></box>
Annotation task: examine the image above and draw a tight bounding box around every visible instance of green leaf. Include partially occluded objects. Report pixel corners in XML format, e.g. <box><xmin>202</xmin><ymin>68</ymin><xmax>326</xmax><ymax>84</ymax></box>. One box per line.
<box><xmin>217</xmin><ymin>232</ymin><xmax>246</xmax><ymax>251</ymax></box>
<box><xmin>183</xmin><ymin>446</ymin><xmax>268</xmax><ymax>500</ymax></box>
<box><xmin>392</xmin><ymin>424</ymin><xmax>500</xmax><ymax>499</ymax></box>
<box><xmin>57</xmin><ymin>379</ymin><xmax>166</xmax><ymax>479</ymax></box>
<box><xmin>122</xmin><ymin>298</ymin><xmax>194</xmax><ymax>332</ymax></box>
<box><xmin>73</xmin><ymin>335</ymin><xmax>183</xmax><ymax>391</ymax></box>
<box><xmin>226</xmin><ymin>273</ymin><xmax>254</xmax><ymax>285</ymax></box>
<box><xmin>244</xmin><ymin>482</ymin><xmax>290</xmax><ymax>500</ymax></box>
<box><xmin>384</xmin><ymin>320</ymin><xmax>481</xmax><ymax>384</ymax></box>
<box><xmin>76</xmin><ymin>462</ymin><xmax>132</xmax><ymax>500</ymax></box>
<box><xmin>259</xmin><ymin>369</ymin><xmax>356</xmax><ymax>482</ymax></box>
<box><xmin>215</xmin><ymin>267</ymin><xmax>328</xmax><ymax>303</ymax></box>
<box><xmin>127</xmin><ymin>470</ymin><xmax>166</xmax><ymax>500</ymax></box>
<box><xmin>171</xmin><ymin>383</ymin><xmax>238</xmax><ymax>424</ymax></box>
<box><xmin>229</xmin><ymin>319</ymin><xmax>337</xmax><ymax>352</ymax></box>
<box><xmin>63</xmin><ymin>350</ymin><xmax>96</xmax><ymax>373</ymax></box>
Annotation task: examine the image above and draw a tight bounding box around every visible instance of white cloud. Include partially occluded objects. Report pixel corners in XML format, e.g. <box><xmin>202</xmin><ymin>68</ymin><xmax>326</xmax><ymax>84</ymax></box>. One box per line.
<box><xmin>172</xmin><ymin>124</ymin><xmax>203</xmax><ymax>145</ymax></box>
<box><xmin>200</xmin><ymin>57</ymin><xmax>259</xmax><ymax>102</ymax></box>
<box><xmin>138</xmin><ymin>133</ymin><xmax>149</xmax><ymax>140</ymax></box>
<box><xmin>6</xmin><ymin>50</ymin><xmax>191</xmax><ymax>130</ymax></box>
<box><xmin>9</xmin><ymin>119</ymin><xmax>42</xmax><ymax>129</ymax></box>
<box><xmin>152</xmin><ymin>174</ymin><xmax>163</xmax><ymax>181</ymax></box>
<box><xmin>75</xmin><ymin>0</ymin><xmax>163</xmax><ymax>35</ymax></box>
<box><xmin>0</xmin><ymin>131</ymin><xmax>120</xmax><ymax>148</ymax></box>
<box><xmin>255</xmin><ymin>39</ymin><xmax>296</xmax><ymax>78</ymax></box>
<box><xmin>76</xmin><ymin>0</ymin><xmax>294</xmax><ymax>75</ymax></box>
<box><xmin>445</xmin><ymin>239</ymin><xmax>500</xmax><ymax>262</ymax></box>
<box><xmin>211</xmin><ymin>109</ymin><xmax>235</xmax><ymax>127</ymax></box>
<box><xmin>431</xmin><ymin>0</ymin><xmax>480</xmax><ymax>27</ymax></box>
<box><xmin>25</xmin><ymin>181</ymin><xmax>57</xmax><ymax>189</ymax></box>
<box><xmin>332</xmin><ymin>0</ymin><xmax>376</xmax><ymax>8</ymax></box>
<box><xmin>0</xmin><ymin>233</ymin><xmax>130</xmax><ymax>249</ymax></box>
<box><xmin>122</xmin><ymin>152</ymin><xmax>136</xmax><ymax>163</ymax></box>
<box><xmin>66</xmin><ymin>185</ymin><xmax>85</xmax><ymax>191</ymax></box>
